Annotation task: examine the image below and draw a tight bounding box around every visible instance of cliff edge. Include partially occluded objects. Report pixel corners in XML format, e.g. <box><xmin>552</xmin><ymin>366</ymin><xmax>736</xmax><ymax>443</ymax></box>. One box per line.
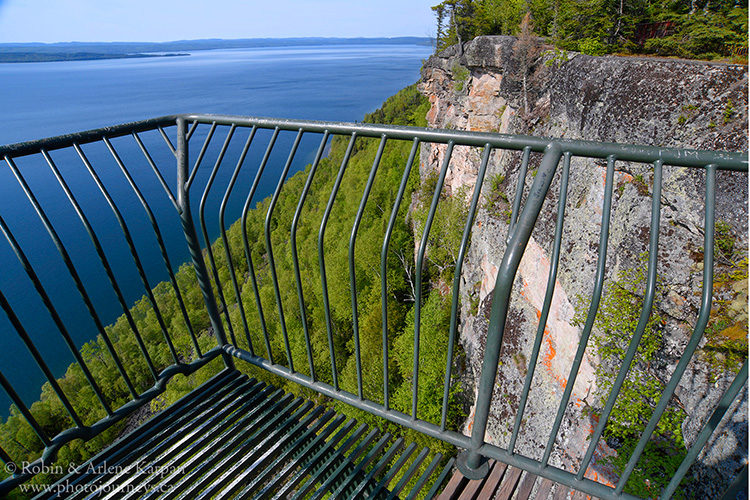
<box><xmin>418</xmin><ymin>35</ymin><xmax>748</xmax><ymax>496</ymax></box>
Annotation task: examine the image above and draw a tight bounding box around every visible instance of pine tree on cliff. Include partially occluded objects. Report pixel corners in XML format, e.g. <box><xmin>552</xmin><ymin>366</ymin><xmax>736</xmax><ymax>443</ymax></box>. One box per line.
<box><xmin>514</xmin><ymin>12</ymin><xmax>540</xmax><ymax>118</ymax></box>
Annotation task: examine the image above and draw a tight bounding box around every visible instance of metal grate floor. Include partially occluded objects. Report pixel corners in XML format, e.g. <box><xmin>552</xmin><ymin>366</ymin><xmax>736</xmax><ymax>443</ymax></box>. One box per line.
<box><xmin>39</xmin><ymin>369</ymin><xmax>454</xmax><ymax>499</ymax></box>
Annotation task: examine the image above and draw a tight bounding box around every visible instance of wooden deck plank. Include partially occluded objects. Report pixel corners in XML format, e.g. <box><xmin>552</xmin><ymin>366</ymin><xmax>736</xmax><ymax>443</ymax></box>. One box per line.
<box><xmin>436</xmin><ymin>467</ymin><xmax>466</xmax><ymax>500</ymax></box>
<box><xmin>494</xmin><ymin>466</ymin><xmax>523</xmax><ymax>500</ymax></box>
<box><xmin>457</xmin><ymin>466</ymin><xmax>489</xmax><ymax>500</ymax></box>
<box><xmin>515</xmin><ymin>471</ymin><xmax>538</xmax><ymax>500</ymax></box>
<box><xmin>535</xmin><ymin>478</ymin><xmax>555</xmax><ymax>500</ymax></box>
<box><xmin>477</xmin><ymin>460</ymin><xmax>507</xmax><ymax>499</ymax></box>
<box><xmin>553</xmin><ymin>483</ymin><xmax>571</xmax><ymax>500</ymax></box>
<box><xmin>572</xmin><ymin>490</ymin><xmax>588</xmax><ymax>500</ymax></box>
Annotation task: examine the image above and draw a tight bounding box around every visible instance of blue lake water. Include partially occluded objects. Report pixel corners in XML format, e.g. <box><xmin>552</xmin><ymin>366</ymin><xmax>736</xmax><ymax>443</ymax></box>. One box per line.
<box><xmin>0</xmin><ymin>43</ymin><xmax>432</xmax><ymax>417</ymax></box>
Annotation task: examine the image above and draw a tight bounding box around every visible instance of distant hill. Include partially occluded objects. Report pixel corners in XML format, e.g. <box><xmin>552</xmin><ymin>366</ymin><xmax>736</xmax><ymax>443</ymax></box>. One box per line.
<box><xmin>0</xmin><ymin>51</ymin><xmax>188</xmax><ymax>63</ymax></box>
<box><xmin>0</xmin><ymin>37</ymin><xmax>433</xmax><ymax>63</ymax></box>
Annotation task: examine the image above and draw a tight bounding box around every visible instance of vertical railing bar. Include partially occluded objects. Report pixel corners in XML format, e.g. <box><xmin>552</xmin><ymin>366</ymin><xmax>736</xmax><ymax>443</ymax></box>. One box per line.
<box><xmin>291</xmin><ymin>131</ymin><xmax>331</xmax><ymax>381</ymax></box>
<box><xmin>0</xmin><ymin>215</ymin><xmax>112</xmax><ymax>416</ymax></box>
<box><xmin>349</xmin><ymin>438</ymin><xmax>405</xmax><ymax>498</ymax></box>
<box><xmin>76</xmin><ymin>143</ymin><xmax>180</xmax><ymax>365</ymax></box>
<box><xmin>413</xmin><ymin>141</ymin><xmax>454</xmax><ymax>419</ymax></box>
<box><xmin>240</xmin><ymin>128</ymin><xmax>280</xmax><ymax>363</ymax></box>
<box><xmin>577</xmin><ymin>159</ymin><xmax>663</xmax><ymax>479</ymax></box>
<box><xmin>441</xmin><ymin>143</ymin><xmax>492</xmax><ymax>431</ymax></box>
<box><xmin>175</xmin><ymin>118</ymin><xmax>234</xmax><ymax>369</ymax></box>
<box><xmin>219</xmin><ymin>126</ymin><xmax>258</xmax><ymax>355</ymax></box>
<box><xmin>508</xmin><ymin>151</ymin><xmax>571</xmax><ymax>452</ymax></box>
<box><xmin>719</xmin><ymin>463</ymin><xmax>748</xmax><ymax>500</ymax></box>
<box><xmin>350</xmin><ymin>134</ymin><xmax>388</xmax><ymax>400</ymax></box>
<box><xmin>319</xmin><ymin>132</ymin><xmax>358</xmax><ymax>390</ymax></box>
<box><xmin>157</xmin><ymin>126</ymin><xmax>176</xmax><ymax>156</ymax></box>
<box><xmin>186</xmin><ymin>121</ymin><xmax>217</xmax><ymax>190</ymax></box>
<box><xmin>198</xmin><ymin>125</ymin><xmax>239</xmax><ymax>346</ymax></box>
<box><xmin>0</xmin><ymin>369</ymin><xmax>50</xmax><ymax>446</ymax></box>
<box><xmin>105</xmin><ymin>137</ymin><xmax>202</xmax><ymax>358</ymax></box>
<box><xmin>423</xmin><ymin>457</ymin><xmax>457</xmax><ymax>499</ymax></box>
<box><xmin>369</xmin><ymin>442</ymin><xmax>418</xmax><ymax>498</ymax></box>
<box><xmin>3</xmin><ymin>156</ymin><xmax>139</xmax><ymax>399</ymax></box>
<box><xmin>405</xmin><ymin>452</ymin><xmax>444</xmax><ymax>500</ymax></box>
<box><xmin>615</xmin><ymin>164</ymin><xmax>718</xmax><ymax>492</ymax></box>
<box><xmin>265</xmin><ymin>128</ymin><xmax>304</xmax><ymax>371</ymax></box>
<box><xmin>459</xmin><ymin>143</ymin><xmax>563</xmax><ymax>477</ymax></box>
<box><xmin>542</xmin><ymin>154</ymin><xmax>616</xmax><ymax>466</ymax></box>
<box><xmin>186</xmin><ymin>120</ymin><xmax>199</xmax><ymax>141</ymax></box>
<box><xmin>41</xmin><ymin>149</ymin><xmax>160</xmax><ymax>380</ymax></box>
<box><xmin>660</xmin><ymin>361</ymin><xmax>748</xmax><ymax>500</ymax></box>
<box><xmin>0</xmin><ymin>446</ymin><xmax>16</xmax><ymax>469</ymax></box>
<box><xmin>0</xmin><ymin>290</ymin><xmax>83</xmax><ymax>428</ymax></box>
<box><xmin>386</xmin><ymin>447</ymin><xmax>431</xmax><ymax>499</ymax></box>
<box><xmin>507</xmin><ymin>146</ymin><xmax>531</xmax><ymax>243</ymax></box>
<box><xmin>381</xmin><ymin>138</ymin><xmax>420</xmax><ymax>411</ymax></box>
<box><xmin>132</xmin><ymin>132</ymin><xmax>179</xmax><ymax>211</ymax></box>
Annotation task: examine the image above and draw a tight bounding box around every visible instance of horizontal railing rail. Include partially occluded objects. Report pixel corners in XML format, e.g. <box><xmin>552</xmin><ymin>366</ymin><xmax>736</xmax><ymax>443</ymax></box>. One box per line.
<box><xmin>0</xmin><ymin>114</ymin><xmax>746</xmax><ymax>498</ymax></box>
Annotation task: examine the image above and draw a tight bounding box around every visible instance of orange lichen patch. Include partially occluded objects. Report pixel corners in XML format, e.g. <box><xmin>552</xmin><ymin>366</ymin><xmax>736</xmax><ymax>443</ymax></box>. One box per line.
<box><xmin>523</xmin><ymin>305</ymin><xmax>570</xmax><ymax>390</ymax></box>
<box><xmin>618</xmin><ymin>171</ymin><xmax>634</xmax><ymax>183</ymax></box>
<box><xmin>539</xmin><ymin>314</ymin><xmax>568</xmax><ymax>390</ymax></box>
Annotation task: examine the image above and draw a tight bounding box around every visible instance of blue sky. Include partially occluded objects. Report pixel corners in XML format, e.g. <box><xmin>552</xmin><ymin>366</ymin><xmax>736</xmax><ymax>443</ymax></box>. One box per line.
<box><xmin>0</xmin><ymin>0</ymin><xmax>438</xmax><ymax>43</ymax></box>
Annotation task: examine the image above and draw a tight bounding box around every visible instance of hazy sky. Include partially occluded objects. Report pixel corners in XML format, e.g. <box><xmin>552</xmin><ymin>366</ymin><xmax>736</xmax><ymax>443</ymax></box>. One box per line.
<box><xmin>0</xmin><ymin>0</ymin><xmax>438</xmax><ymax>43</ymax></box>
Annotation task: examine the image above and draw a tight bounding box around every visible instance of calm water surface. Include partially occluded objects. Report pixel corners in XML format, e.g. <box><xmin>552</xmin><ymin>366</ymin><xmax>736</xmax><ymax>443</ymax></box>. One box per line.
<box><xmin>0</xmin><ymin>43</ymin><xmax>432</xmax><ymax>414</ymax></box>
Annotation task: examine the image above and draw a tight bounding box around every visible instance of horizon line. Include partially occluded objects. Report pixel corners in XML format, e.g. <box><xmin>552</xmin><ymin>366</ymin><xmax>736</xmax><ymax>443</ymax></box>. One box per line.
<box><xmin>0</xmin><ymin>36</ymin><xmax>434</xmax><ymax>46</ymax></box>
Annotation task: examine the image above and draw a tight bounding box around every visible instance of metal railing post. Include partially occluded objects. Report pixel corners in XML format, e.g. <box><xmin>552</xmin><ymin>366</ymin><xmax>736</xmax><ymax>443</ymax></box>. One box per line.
<box><xmin>176</xmin><ymin>117</ymin><xmax>235</xmax><ymax>369</ymax></box>
<box><xmin>458</xmin><ymin>143</ymin><xmax>562</xmax><ymax>479</ymax></box>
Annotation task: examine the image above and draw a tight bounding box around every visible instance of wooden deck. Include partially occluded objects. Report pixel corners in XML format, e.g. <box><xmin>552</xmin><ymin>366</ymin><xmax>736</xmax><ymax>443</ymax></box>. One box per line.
<box><xmin>437</xmin><ymin>460</ymin><xmax>598</xmax><ymax>500</ymax></box>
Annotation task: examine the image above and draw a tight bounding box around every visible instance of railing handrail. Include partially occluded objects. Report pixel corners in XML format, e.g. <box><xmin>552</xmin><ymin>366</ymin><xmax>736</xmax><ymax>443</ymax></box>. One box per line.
<box><xmin>0</xmin><ymin>115</ymin><xmax>746</xmax><ymax>498</ymax></box>
<box><xmin>1</xmin><ymin>113</ymin><xmax>746</xmax><ymax>170</ymax></box>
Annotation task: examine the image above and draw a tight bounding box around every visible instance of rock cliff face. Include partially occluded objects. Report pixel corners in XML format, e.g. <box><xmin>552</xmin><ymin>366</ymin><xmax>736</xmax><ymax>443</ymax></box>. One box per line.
<box><xmin>418</xmin><ymin>36</ymin><xmax>748</xmax><ymax>495</ymax></box>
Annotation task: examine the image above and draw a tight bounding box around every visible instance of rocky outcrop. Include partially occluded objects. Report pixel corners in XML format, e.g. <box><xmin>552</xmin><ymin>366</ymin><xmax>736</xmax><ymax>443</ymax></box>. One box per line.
<box><xmin>418</xmin><ymin>36</ymin><xmax>748</xmax><ymax>495</ymax></box>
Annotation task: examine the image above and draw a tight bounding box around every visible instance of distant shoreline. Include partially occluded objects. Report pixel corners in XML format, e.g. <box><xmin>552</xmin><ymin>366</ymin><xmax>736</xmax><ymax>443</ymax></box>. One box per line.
<box><xmin>0</xmin><ymin>37</ymin><xmax>433</xmax><ymax>64</ymax></box>
<box><xmin>0</xmin><ymin>52</ymin><xmax>189</xmax><ymax>63</ymax></box>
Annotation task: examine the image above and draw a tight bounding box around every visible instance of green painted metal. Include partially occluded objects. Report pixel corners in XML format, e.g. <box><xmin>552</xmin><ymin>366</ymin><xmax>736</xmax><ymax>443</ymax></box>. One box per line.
<box><xmin>349</xmin><ymin>135</ymin><xmax>388</xmax><ymax>400</ymax></box>
<box><xmin>264</xmin><ymin>128</ymin><xmax>302</xmax><ymax>371</ymax></box>
<box><xmin>507</xmin><ymin>145</ymin><xmax>531</xmax><ymax>242</ymax></box>
<box><xmin>508</xmin><ymin>151</ymin><xmax>571</xmax><ymax>454</ymax></box>
<box><xmin>615</xmin><ymin>164</ymin><xmax>718</xmax><ymax>493</ymax></box>
<box><xmin>443</xmin><ymin>143</ymin><xmax>492</xmax><ymax>431</ymax></box>
<box><xmin>39</xmin><ymin>374</ymin><xmax>451</xmax><ymax>498</ymax></box>
<box><xmin>0</xmin><ymin>114</ymin><xmax>746</xmax><ymax>499</ymax></box>
<box><xmin>218</xmin><ymin>126</ymin><xmax>258</xmax><ymax>356</ymax></box>
<box><xmin>199</xmin><ymin>124</ymin><xmax>240</xmax><ymax>347</ymax></box>
<box><xmin>541</xmin><ymin>153</ymin><xmax>614</xmax><ymax>467</ymax></box>
<box><xmin>414</xmin><ymin>140</ymin><xmax>454</xmax><ymax>419</ymax></box>
<box><xmin>381</xmin><ymin>137</ymin><xmax>420</xmax><ymax>412</ymax></box>
<box><xmin>241</xmin><ymin>127</ymin><xmax>278</xmax><ymax>362</ymax></box>
<box><xmin>291</xmin><ymin>131</ymin><xmax>331</xmax><ymax>381</ymax></box>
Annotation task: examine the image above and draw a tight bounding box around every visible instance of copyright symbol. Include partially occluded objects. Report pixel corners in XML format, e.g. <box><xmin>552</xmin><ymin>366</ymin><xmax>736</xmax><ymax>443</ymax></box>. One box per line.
<box><xmin>4</xmin><ymin>462</ymin><xmax>17</xmax><ymax>474</ymax></box>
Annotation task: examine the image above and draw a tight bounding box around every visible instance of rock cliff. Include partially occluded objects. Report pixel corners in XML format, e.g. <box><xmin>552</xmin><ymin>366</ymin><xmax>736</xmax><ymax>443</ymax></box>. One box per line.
<box><xmin>418</xmin><ymin>36</ymin><xmax>748</xmax><ymax>496</ymax></box>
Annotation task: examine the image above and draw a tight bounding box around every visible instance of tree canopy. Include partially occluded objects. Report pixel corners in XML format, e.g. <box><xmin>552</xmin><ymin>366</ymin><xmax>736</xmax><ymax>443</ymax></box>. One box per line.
<box><xmin>432</xmin><ymin>0</ymin><xmax>748</xmax><ymax>60</ymax></box>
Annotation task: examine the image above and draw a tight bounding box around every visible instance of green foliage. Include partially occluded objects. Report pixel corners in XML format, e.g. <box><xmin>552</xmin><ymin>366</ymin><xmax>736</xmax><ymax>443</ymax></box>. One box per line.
<box><xmin>702</xmin><ymin>220</ymin><xmax>748</xmax><ymax>378</ymax></box>
<box><xmin>544</xmin><ymin>47</ymin><xmax>571</xmax><ymax>67</ymax></box>
<box><xmin>574</xmin><ymin>258</ymin><xmax>686</xmax><ymax>497</ymax></box>
<box><xmin>578</xmin><ymin>37</ymin><xmax>608</xmax><ymax>55</ymax></box>
<box><xmin>715</xmin><ymin>220</ymin><xmax>735</xmax><ymax>257</ymax></box>
<box><xmin>0</xmin><ymin>84</ymin><xmax>466</xmax><ymax>497</ymax></box>
<box><xmin>431</xmin><ymin>0</ymin><xmax>749</xmax><ymax>60</ymax></box>
<box><xmin>452</xmin><ymin>63</ymin><xmax>471</xmax><ymax>92</ymax></box>
<box><xmin>722</xmin><ymin>99</ymin><xmax>735</xmax><ymax>125</ymax></box>
<box><xmin>483</xmin><ymin>172</ymin><xmax>512</xmax><ymax>221</ymax></box>
<box><xmin>412</xmin><ymin>171</ymin><xmax>471</xmax><ymax>282</ymax></box>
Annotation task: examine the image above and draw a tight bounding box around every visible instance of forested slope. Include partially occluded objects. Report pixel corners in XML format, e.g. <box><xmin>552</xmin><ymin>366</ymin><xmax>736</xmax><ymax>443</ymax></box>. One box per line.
<box><xmin>0</xmin><ymin>84</ymin><xmax>467</xmax><ymax>495</ymax></box>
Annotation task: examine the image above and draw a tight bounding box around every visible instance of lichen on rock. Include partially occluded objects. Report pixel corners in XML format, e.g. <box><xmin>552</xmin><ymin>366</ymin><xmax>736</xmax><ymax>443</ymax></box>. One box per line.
<box><xmin>418</xmin><ymin>35</ymin><xmax>748</xmax><ymax>496</ymax></box>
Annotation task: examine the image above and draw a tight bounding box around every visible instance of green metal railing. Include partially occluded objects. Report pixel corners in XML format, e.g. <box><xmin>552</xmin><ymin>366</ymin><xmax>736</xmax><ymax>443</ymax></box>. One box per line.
<box><xmin>0</xmin><ymin>114</ymin><xmax>746</xmax><ymax>498</ymax></box>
